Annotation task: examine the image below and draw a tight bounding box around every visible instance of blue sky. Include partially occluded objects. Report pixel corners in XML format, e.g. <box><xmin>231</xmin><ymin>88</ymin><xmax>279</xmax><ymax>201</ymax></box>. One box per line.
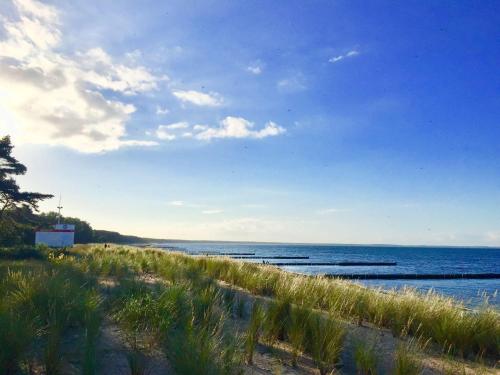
<box><xmin>1</xmin><ymin>0</ymin><xmax>499</xmax><ymax>245</ymax></box>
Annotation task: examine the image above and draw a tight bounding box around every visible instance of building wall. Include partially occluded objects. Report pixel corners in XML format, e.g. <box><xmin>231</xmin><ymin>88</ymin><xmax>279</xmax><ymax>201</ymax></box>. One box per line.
<box><xmin>35</xmin><ymin>224</ymin><xmax>75</xmax><ymax>247</ymax></box>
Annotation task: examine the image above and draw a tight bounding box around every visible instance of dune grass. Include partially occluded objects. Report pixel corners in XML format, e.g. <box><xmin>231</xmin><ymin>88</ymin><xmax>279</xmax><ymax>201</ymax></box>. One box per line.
<box><xmin>184</xmin><ymin>252</ymin><xmax>499</xmax><ymax>359</ymax></box>
<box><xmin>69</xmin><ymin>245</ymin><xmax>499</xmax><ymax>359</ymax></box>
<box><xmin>245</xmin><ymin>302</ymin><xmax>264</xmax><ymax>364</ymax></box>
<box><xmin>288</xmin><ymin>305</ymin><xmax>310</xmax><ymax>367</ymax></box>
<box><xmin>354</xmin><ymin>340</ymin><xmax>379</xmax><ymax>375</ymax></box>
<box><xmin>393</xmin><ymin>341</ymin><xmax>423</xmax><ymax>375</ymax></box>
<box><xmin>305</xmin><ymin>313</ymin><xmax>346</xmax><ymax>375</ymax></box>
<box><xmin>0</xmin><ymin>244</ymin><xmax>498</xmax><ymax>374</ymax></box>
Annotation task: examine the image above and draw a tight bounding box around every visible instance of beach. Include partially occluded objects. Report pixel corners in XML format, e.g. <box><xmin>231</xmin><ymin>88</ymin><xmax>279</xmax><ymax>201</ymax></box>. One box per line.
<box><xmin>1</xmin><ymin>244</ymin><xmax>497</xmax><ymax>374</ymax></box>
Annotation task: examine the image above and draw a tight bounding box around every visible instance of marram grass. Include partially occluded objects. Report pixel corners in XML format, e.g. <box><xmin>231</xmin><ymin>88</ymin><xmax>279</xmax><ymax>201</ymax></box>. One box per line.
<box><xmin>1</xmin><ymin>244</ymin><xmax>498</xmax><ymax>374</ymax></box>
<box><xmin>71</xmin><ymin>245</ymin><xmax>499</xmax><ymax>359</ymax></box>
<box><xmin>174</xmin><ymin>250</ymin><xmax>499</xmax><ymax>359</ymax></box>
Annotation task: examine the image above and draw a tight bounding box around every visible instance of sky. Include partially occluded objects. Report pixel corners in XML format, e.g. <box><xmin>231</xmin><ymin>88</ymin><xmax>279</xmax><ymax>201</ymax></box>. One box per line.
<box><xmin>1</xmin><ymin>0</ymin><xmax>499</xmax><ymax>246</ymax></box>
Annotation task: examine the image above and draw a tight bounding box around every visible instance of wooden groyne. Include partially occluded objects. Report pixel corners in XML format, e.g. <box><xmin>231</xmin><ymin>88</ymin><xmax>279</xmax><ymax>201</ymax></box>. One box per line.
<box><xmin>200</xmin><ymin>252</ymin><xmax>256</xmax><ymax>256</ymax></box>
<box><xmin>231</xmin><ymin>256</ymin><xmax>310</xmax><ymax>259</ymax></box>
<box><xmin>267</xmin><ymin>261</ymin><xmax>397</xmax><ymax>266</ymax></box>
<box><xmin>325</xmin><ymin>273</ymin><xmax>500</xmax><ymax>280</ymax></box>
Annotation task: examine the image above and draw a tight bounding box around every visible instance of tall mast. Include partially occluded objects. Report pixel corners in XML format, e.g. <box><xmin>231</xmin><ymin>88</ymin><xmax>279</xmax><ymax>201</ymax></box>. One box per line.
<box><xmin>57</xmin><ymin>195</ymin><xmax>63</xmax><ymax>224</ymax></box>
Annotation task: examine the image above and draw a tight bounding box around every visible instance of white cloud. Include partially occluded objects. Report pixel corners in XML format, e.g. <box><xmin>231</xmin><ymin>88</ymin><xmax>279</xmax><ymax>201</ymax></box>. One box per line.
<box><xmin>329</xmin><ymin>50</ymin><xmax>360</xmax><ymax>63</ymax></box>
<box><xmin>246</xmin><ymin>61</ymin><xmax>263</xmax><ymax>75</ymax></box>
<box><xmin>163</xmin><ymin>122</ymin><xmax>189</xmax><ymax>130</ymax></box>
<box><xmin>0</xmin><ymin>0</ymin><xmax>162</xmax><ymax>153</ymax></box>
<box><xmin>172</xmin><ymin>90</ymin><xmax>223</xmax><ymax>106</ymax></box>
<box><xmin>78</xmin><ymin>47</ymin><xmax>163</xmax><ymax>95</ymax></box>
<box><xmin>154</xmin><ymin>122</ymin><xmax>189</xmax><ymax>141</ymax></box>
<box><xmin>152</xmin><ymin>118</ymin><xmax>284</xmax><ymax>142</ymax></box>
<box><xmin>168</xmin><ymin>200</ymin><xmax>184</xmax><ymax>206</ymax></box>
<box><xmin>202</xmin><ymin>209</ymin><xmax>223</xmax><ymax>215</ymax></box>
<box><xmin>194</xmin><ymin>116</ymin><xmax>285</xmax><ymax>141</ymax></box>
<box><xmin>155</xmin><ymin>125</ymin><xmax>176</xmax><ymax>141</ymax></box>
<box><xmin>277</xmin><ymin>74</ymin><xmax>306</xmax><ymax>93</ymax></box>
<box><xmin>247</xmin><ymin>66</ymin><xmax>262</xmax><ymax>75</ymax></box>
<box><xmin>156</xmin><ymin>105</ymin><xmax>170</xmax><ymax>115</ymax></box>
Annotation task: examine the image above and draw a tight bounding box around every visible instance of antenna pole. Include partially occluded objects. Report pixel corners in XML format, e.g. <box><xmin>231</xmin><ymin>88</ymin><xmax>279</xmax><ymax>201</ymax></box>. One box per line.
<box><xmin>57</xmin><ymin>195</ymin><xmax>63</xmax><ymax>225</ymax></box>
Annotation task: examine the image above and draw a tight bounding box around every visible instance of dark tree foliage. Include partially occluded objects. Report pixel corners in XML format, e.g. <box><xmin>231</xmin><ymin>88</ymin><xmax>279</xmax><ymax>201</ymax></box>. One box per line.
<box><xmin>0</xmin><ymin>136</ymin><xmax>53</xmax><ymax>217</ymax></box>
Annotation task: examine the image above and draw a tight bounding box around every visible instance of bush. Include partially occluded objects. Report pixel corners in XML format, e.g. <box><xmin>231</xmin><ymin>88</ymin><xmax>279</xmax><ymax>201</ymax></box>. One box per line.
<box><xmin>0</xmin><ymin>245</ymin><xmax>48</xmax><ymax>260</ymax></box>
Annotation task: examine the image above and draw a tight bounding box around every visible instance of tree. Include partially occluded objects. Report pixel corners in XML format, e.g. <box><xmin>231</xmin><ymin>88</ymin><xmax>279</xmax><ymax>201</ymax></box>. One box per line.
<box><xmin>0</xmin><ymin>136</ymin><xmax>53</xmax><ymax>245</ymax></box>
<box><xmin>0</xmin><ymin>136</ymin><xmax>53</xmax><ymax>218</ymax></box>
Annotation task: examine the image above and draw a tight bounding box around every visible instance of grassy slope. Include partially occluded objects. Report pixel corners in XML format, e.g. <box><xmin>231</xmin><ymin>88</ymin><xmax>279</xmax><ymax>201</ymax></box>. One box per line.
<box><xmin>0</xmin><ymin>244</ymin><xmax>498</xmax><ymax>375</ymax></box>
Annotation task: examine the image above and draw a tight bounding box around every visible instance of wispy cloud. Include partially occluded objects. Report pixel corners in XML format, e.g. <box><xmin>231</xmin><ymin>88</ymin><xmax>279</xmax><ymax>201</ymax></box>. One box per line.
<box><xmin>246</xmin><ymin>61</ymin><xmax>263</xmax><ymax>75</ymax></box>
<box><xmin>172</xmin><ymin>90</ymin><xmax>223</xmax><ymax>106</ymax></box>
<box><xmin>194</xmin><ymin>117</ymin><xmax>285</xmax><ymax>141</ymax></box>
<box><xmin>0</xmin><ymin>0</ymin><xmax>162</xmax><ymax>153</ymax></box>
<box><xmin>156</xmin><ymin>126</ymin><xmax>176</xmax><ymax>141</ymax></box>
<box><xmin>156</xmin><ymin>105</ymin><xmax>170</xmax><ymax>115</ymax></box>
<box><xmin>163</xmin><ymin>122</ymin><xmax>189</xmax><ymax>130</ymax></box>
<box><xmin>168</xmin><ymin>200</ymin><xmax>184</xmax><ymax>206</ymax></box>
<box><xmin>153</xmin><ymin>117</ymin><xmax>284</xmax><ymax>142</ymax></box>
<box><xmin>202</xmin><ymin>209</ymin><xmax>223</xmax><ymax>215</ymax></box>
<box><xmin>329</xmin><ymin>50</ymin><xmax>360</xmax><ymax>63</ymax></box>
<box><xmin>277</xmin><ymin>73</ymin><xmax>307</xmax><ymax>93</ymax></box>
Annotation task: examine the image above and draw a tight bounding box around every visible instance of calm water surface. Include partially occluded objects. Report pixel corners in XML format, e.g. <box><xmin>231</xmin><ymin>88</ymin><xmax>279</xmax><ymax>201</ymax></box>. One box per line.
<box><xmin>157</xmin><ymin>242</ymin><xmax>500</xmax><ymax>307</ymax></box>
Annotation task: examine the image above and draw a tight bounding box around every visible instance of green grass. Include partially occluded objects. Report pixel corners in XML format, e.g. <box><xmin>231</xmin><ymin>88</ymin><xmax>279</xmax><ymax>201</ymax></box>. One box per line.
<box><xmin>354</xmin><ymin>340</ymin><xmax>379</xmax><ymax>375</ymax></box>
<box><xmin>305</xmin><ymin>313</ymin><xmax>346</xmax><ymax>375</ymax></box>
<box><xmin>245</xmin><ymin>302</ymin><xmax>264</xmax><ymax>364</ymax></box>
<box><xmin>0</xmin><ymin>244</ymin><xmax>498</xmax><ymax>374</ymax></box>
<box><xmin>263</xmin><ymin>297</ymin><xmax>292</xmax><ymax>344</ymax></box>
<box><xmin>73</xmin><ymin>245</ymin><xmax>499</xmax><ymax>359</ymax></box>
<box><xmin>82</xmin><ymin>291</ymin><xmax>102</xmax><ymax>375</ymax></box>
<box><xmin>392</xmin><ymin>341</ymin><xmax>423</xmax><ymax>375</ymax></box>
<box><xmin>186</xmin><ymin>251</ymin><xmax>499</xmax><ymax>359</ymax></box>
<box><xmin>288</xmin><ymin>305</ymin><xmax>310</xmax><ymax>367</ymax></box>
<box><xmin>0</xmin><ymin>308</ymin><xmax>35</xmax><ymax>374</ymax></box>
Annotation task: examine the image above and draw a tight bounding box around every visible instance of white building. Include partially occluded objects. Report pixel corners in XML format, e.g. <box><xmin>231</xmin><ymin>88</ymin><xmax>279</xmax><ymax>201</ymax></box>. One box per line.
<box><xmin>35</xmin><ymin>224</ymin><xmax>75</xmax><ymax>248</ymax></box>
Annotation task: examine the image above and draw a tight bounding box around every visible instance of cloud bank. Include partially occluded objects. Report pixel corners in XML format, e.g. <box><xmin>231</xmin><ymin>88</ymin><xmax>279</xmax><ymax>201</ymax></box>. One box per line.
<box><xmin>153</xmin><ymin>116</ymin><xmax>285</xmax><ymax>142</ymax></box>
<box><xmin>0</xmin><ymin>0</ymin><xmax>162</xmax><ymax>153</ymax></box>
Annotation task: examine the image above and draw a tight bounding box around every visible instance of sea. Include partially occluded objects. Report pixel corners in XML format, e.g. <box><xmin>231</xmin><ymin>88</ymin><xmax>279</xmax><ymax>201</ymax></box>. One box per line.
<box><xmin>156</xmin><ymin>242</ymin><xmax>500</xmax><ymax>308</ymax></box>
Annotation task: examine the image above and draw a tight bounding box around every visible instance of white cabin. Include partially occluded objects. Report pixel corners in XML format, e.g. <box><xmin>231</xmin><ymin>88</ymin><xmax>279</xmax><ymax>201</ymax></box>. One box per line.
<box><xmin>35</xmin><ymin>224</ymin><xmax>75</xmax><ymax>248</ymax></box>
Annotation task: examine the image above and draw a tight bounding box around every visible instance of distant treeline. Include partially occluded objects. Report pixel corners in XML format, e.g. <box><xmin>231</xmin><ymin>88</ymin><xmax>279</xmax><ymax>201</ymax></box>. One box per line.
<box><xmin>0</xmin><ymin>207</ymin><xmax>165</xmax><ymax>246</ymax></box>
